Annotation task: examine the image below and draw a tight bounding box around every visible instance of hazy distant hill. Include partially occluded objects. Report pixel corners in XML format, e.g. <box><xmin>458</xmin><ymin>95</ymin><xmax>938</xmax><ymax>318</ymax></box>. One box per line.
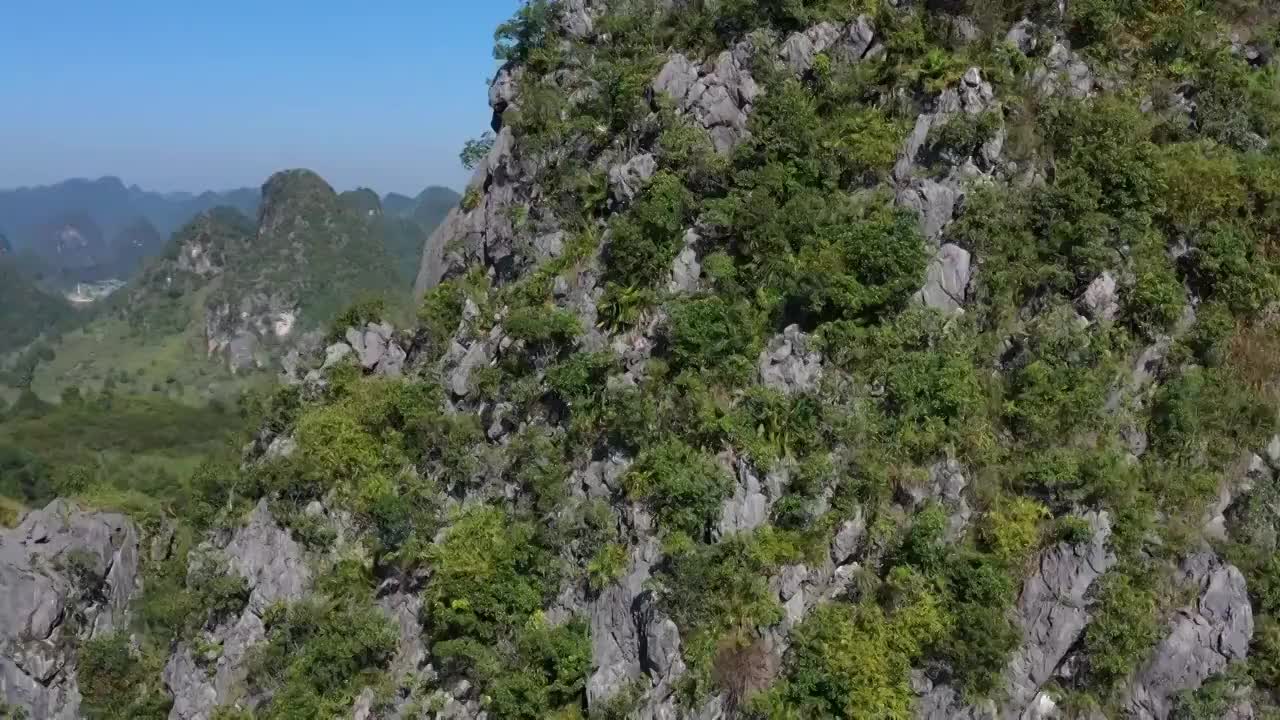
<box><xmin>0</xmin><ymin>260</ymin><xmax>76</xmax><ymax>356</ymax></box>
<box><xmin>0</xmin><ymin>177</ymin><xmax>259</xmax><ymax>286</ymax></box>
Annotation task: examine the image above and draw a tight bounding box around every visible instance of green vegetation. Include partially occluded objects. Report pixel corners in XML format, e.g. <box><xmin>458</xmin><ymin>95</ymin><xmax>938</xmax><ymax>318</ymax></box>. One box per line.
<box><xmin>9</xmin><ymin>1</ymin><xmax>1280</xmax><ymax>718</ymax></box>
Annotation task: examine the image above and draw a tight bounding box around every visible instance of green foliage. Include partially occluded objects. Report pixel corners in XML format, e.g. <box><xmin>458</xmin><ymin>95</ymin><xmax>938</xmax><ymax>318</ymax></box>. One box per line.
<box><xmin>624</xmin><ymin>439</ymin><xmax>731</xmax><ymax>538</ymax></box>
<box><xmin>1002</xmin><ymin>307</ymin><xmax>1115</xmax><ymax>445</ymax></box>
<box><xmin>1085</xmin><ymin>572</ymin><xmax>1160</xmax><ymax>688</ymax></box>
<box><xmin>762</xmin><ymin>568</ymin><xmax>947</xmax><ymax>719</ymax></box>
<box><xmin>78</xmin><ymin>634</ymin><xmax>171</xmax><ymax>719</ymax></box>
<box><xmin>425</xmin><ymin>507</ymin><xmax>553</xmax><ymax>650</ymax></box>
<box><xmin>505</xmin><ymin>305</ymin><xmax>582</xmax><ymax>349</ymax></box>
<box><xmin>330</xmin><ymin>296</ymin><xmax>390</xmax><ymax>340</ymax></box>
<box><xmin>494</xmin><ymin>0</ymin><xmax>559</xmax><ymax>71</ymax></box>
<box><xmin>664</xmin><ymin>296</ymin><xmax>762</xmax><ymax>381</ymax></box>
<box><xmin>250</xmin><ymin>598</ymin><xmax>398</xmax><ymax>720</ymax></box>
<box><xmin>461</xmin><ymin>132</ymin><xmax>496</xmax><ymax>170</ymax></box>
<box><xmin>0</xmin><ymin>261</ymin><xmax>77</xmax><ymax>354</ymax></box>
<box><xmin>604</xmin><ymin>171</ymin><xmax>694</xmax><ymax>286</ymax></box>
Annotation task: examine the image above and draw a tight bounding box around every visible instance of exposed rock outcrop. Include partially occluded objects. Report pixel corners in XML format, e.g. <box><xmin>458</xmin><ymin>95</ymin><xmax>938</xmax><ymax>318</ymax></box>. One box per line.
<box><xmin>1125</xmin><ymin>554</ymin><xmax>1254</xmax><ymax>720</ymax></box>
<box><xmin>0</xmin><ymin>501</ymin><xmax>141</xmax><ymax>719</ymax></box>
<box><xmin>163</xmin><ymin>500</ymin><xmax>311</xmax><ymax>720</ymax></box>
<box><xmin>654</xmin><ymin>44</ymin><xmax>761</xmax><ymax>153</ymax></box>
<box><xmin>1004</xmin><ymin>511</ymin><xmax>1116</xmax><ymax>716</ymax></box>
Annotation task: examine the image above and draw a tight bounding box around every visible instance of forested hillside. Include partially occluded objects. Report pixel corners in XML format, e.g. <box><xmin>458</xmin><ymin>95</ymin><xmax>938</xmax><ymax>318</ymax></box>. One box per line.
<box><xmin>5</xmin><ymin>1</ymin><xmax>1280</xmax><ymax>719</ymax></box>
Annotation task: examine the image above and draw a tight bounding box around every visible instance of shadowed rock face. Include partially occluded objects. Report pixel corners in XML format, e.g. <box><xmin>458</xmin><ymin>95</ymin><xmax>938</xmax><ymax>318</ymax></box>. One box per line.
<box><xmin>0</xmin><ymin>500</ymin><xmax>141</xmax><ymax>719</ymax></box>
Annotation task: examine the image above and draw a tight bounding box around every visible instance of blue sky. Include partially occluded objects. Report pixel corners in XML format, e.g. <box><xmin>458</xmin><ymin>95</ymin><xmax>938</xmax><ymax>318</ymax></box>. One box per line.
<box><xmin>0</xmin><ymin>1</ymin><xmax>521</xmax><ymax>195</ymax></box>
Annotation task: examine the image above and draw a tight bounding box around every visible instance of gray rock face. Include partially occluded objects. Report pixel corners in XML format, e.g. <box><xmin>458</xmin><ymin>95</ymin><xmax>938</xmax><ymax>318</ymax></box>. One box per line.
<box><xmin>163</xmin><ymin>500</ymin><xmax>312</xmax><ymax>720</ymax></box>
<box><xmin>916</xmin><ymin>243</ymin><xmax>971</xmax><ymax>314</ymax></box>
<box><xmin>894</xmin><ymin>68</ymin><xmax>999</xmax><ymax>182</ymax></box>
<box><xmin>588</xmin><ymin>539</ymin><xmax>660</xmax><ymax>709</ymax></box>
<box><xmin>914</xmin><ymin>673</ymin><xmax>996</xmax><ymax>720</ymax></box>
<box><xmin>779</xmin><ymin>16</ymin><xmax>876</xmax><ymax>75</ymax></box>
<box><xmin>1006</xmin><ymin>19</ymin><xmax>1038</xmax><ymax>55</ymax></box>
<box><xmin>758</xmin><ymin>325</ymin><xmax>823</xmax><ymax>395</ymax></box>
<box><xmin>609</xmin><ymin>153</ymin><xmax>657</xmax><ymax>205</ymax></box>
<box><xmin>667</xmin><ymin>229</ymin><xmax>702</xmax><ymax>293</ymax></box>
<box><xmin>415</xmin><ymin>122</ymin><xmax>522</xmax><ymax>294</ymax></box>
<box><xmin>898</xmin><ymin>179</ymin><xmax>963</xmax><ymax>242</ymax></box>
<box><xmin>717</xmin><ymin>460</ymin><xmax>785</xmax><ymax>538</ymax></box>
<box><xmin>1080</xmin><ymin>271</ymin><xmax>1119</xmax><ymax>322</ymax></box>
<box><xmin>1125</xmin><ymin>554</ymin><xmax>1254</xmax><ymax>720</ymax></box>
<box><xmin>0</xmin><ymin>500</ymin><xmax>141</xmax><ymax>720</ymax></box>
<box><xmin>900</xmin><ymin>458</ymin><xmax>972</xmax><ymax>540</ymax></box>
<box><xmin>1004</xmin><ymin>511</ymin><xmax>1116</xmax><ymax>716</ymax></box>
<box><xmin>1034</xmin><ymin>42</ymin><xmax>1095</xmax><ymax>98</ymax></box>
<box><xmin>445</xmin><ymin>339</ymin><xmax>491</xmax><ymax>398</ymax></box>
<box><xmin>654</xmin><ymin>44</ymin><xmax>761</xmax><ymax>153</ymax></box>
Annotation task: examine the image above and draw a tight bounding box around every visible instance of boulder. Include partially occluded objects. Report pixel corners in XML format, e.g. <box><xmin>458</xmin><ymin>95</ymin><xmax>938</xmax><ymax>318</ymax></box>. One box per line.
<box><xmin>898</xmin><ymin>179</ymin><xmax>963</xmax><ymax>242</ymax></box>
<box><xmin>608</xmin><ymin>153</ymin><xmax>658</xmax><ymax>205</ymax></box>
<box><xmin>758</xmin><ymin>325</ymin><xmax>823</xmax><ymax>395</ymax></box>
<box><xmin>1080</xmin><ymin>272</ymin><xmax>1119</xmax><ymax>322</ymax></box>
<box><xmin>1125</xmin><ymin>554</ymin><xmax>1253</xmax><ymax>720</ymax></box>
<box><xmin>916</xmin><ymin>244</ymin><xmax>971</xmax><ymax>314</ymax></box>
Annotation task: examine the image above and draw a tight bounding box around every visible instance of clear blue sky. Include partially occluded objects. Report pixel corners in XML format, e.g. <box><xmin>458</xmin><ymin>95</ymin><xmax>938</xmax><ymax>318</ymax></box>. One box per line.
<box><xmin>0</xmin><ymin>1</ymin><xmax>521</xmax><ymax>195</ymax></box>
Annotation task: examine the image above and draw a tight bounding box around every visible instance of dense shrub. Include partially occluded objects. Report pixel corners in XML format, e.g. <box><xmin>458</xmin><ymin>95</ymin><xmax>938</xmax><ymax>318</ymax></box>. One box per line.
<box><xmin>250</xmin><ymin>599</ymin><xmax>398</xmax><ymax>720</ymax></box>
<box><xmin>624</xmin><ymin>439</ymin><xmax>732</xmax><ymax>538</ymax></box>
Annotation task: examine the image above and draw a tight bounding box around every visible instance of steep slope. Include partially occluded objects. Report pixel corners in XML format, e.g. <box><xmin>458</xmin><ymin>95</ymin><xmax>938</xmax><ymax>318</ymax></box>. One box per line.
<box><xmin>9</xmin><ymin>2</ymin><xmax>1280</xmax><ymax>720</ymax></box>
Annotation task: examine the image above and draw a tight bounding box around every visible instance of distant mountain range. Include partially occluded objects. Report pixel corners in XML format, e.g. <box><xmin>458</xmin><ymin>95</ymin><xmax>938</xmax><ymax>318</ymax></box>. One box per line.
<box><xmin>0</xmin><ymin>170</ymin><xmax>460</xmax><ymax>403</ymax></box>
<box><xmin>0</xmin><ymin>176</ymin><xmax>459</xmax><ymax>289</ymax></box>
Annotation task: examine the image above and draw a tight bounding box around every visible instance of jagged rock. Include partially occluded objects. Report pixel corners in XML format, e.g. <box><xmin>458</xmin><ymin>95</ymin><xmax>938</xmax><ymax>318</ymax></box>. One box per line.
<box><xmin>831</xmin><ymin>510</ymin><xmax>866</xmax><ymax>566</ymax></box>
<box><xmin>559</xmin><ymin>0</ymin><xmax>598</xmax><ymax>38</ymax></box>
<box><xmin>576</xmin><ymin>453</ymin><xmax>632</xmax><ymax>500</ymax></box>
<box><xmin>1006</xmin><ymin>19</ymin><xmax>1038</xmax><ymax>55</ymax></box>
<box><xmin>1003</xmin><ymin>511</ymin><xmax>1116</xmax><ymax>715</ymax></box>
<box><xmin>359</xmin><ymin>322</ymin><xmax>395</xmax><ymax>369</ymax></box>
<box><xmin>164</xmin><ymin>501</ymin><xmax>312</xmax><ymax>720</ymax></box>
<box><xmin>894</xmin><ymin>69</ymin><xmax>998</xmax><ymax>181</ymax></box>
<box><xmin>916</xmin><ymin>244</ymin><xmax>971</xmax><ymax>314</ymax></box>
<box><xmin>0</xmin><ymin>500</ymin><xmax>141</xmax><ymax>720</ymax></box>
<box><xmin>227</xmin><ymin>500</ymin><xmax>310</xmax><ymax>613</ymax></box>
<box><xmin>1080</xmin><ymin>272</ymin><xmax>1119</xmax><ymax>322</ymax></box>
<box><xmin>779</xmin><ymin>15</ymin><xmax>875</xmax><ymax>74</ymax></box>
<box><xmin>758</xmin><ymin>325</ymin><xmax>823</xmax><ymax>395</ymax></box>
<box><xmin>900</xmin><ymin>458</ymin><xmax>972</xmax><ymax>539</ymax></box>
<box><xmin>667</xmin><ymin>229</ymin><xmax>702</xmax><ymax>293</ymax></box>
<box><xmin>898</xmin><ymin>179</ymin><xmax>962</xmax><ymax>242</ymax></box>
<box><xmin>717</xmin><ymin>461</ymin><xmax>784</xmax><ymax>538</ymax></box>
<box><xmin>321</xmin><ymin>342</ymin><xmax>352</xmax><ymax>370</ymax></box>
<box><xmin>609</xmin><ymin>153</ymin><xmax>657</xmax><ymax>204</ymax></box>
<box><xmin>376</xmin><ymin>341</ymin><xmax>407</xmax><ymax>377</ymax></box>
<box><xmin>1035</xmin><ymin>42</ymin><xmax>1095</xmax><ymax>98</ymax></box>
<box><xmin>1125</xmin><ymin>553</ymin><xmax>1254</xmax><ymax>720</ymax></box>
<box><xmin>489</xmin><ymin>65</ymin><xmax>522</xmax><ymax>130</ymax></box>
<box><xmin>446</xmin><ymin>340</ymin><xmax>491</xmax><ymax>397</ymax></box>
<box><xmin>264</xmin><ymin>434</ymin><xmax>297</xmax><ymax>460</ymax></box>
<box><xmin>913</xmin><ymin>672</ymin><xmax>997</xmax><ymax>720</ymax></box>
<box><xmin>587</xmin><ymin>540</ymin><xmax>660</xmax><ymax>709</ymax></box>
<box><xmin>654</xmin><ymin>44</ymin><xmax>760</xmax><ymax>153</ymax></box>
